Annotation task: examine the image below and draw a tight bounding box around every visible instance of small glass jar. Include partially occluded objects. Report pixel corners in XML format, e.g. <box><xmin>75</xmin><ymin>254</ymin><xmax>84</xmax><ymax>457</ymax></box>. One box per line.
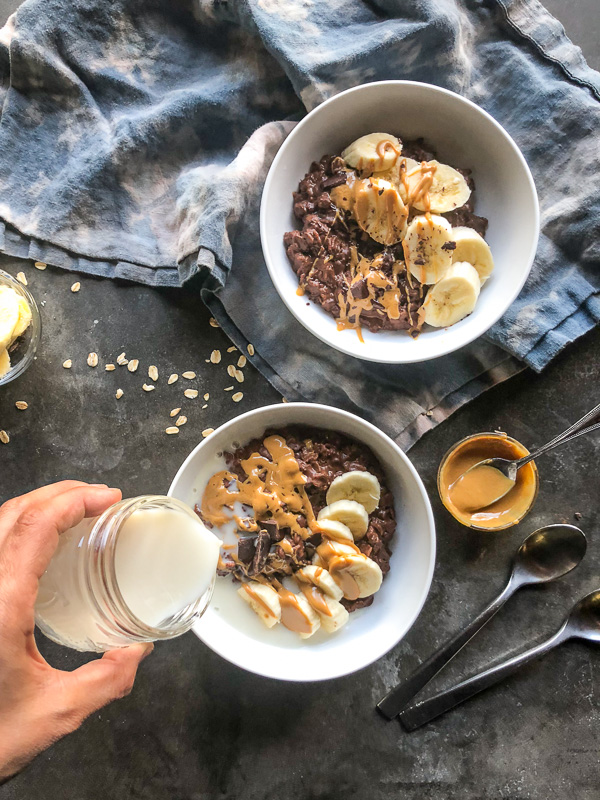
<box><xmin>35</xmin><ymin>496</ymin><xmax>218</xmax><ymax>652</ymax></box>
<box><xmin>438</xmin><ymin>432</ymin><xmax>539</xmax><ymax>531</ymax></box>
<box><xmin>0</xmin><ymin>269</ymin><xmax>42</xmax><ymax>386</ymax></box>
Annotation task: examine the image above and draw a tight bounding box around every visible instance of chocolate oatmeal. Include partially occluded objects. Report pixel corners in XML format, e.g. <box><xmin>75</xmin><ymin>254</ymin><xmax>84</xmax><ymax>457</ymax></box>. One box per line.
<box><xmin>197</xmin><ymin>426</ymin><xmax>396</xmax><ymax>617</ymax></box>
<box><xmin>283</xmin><ymin>133</ymin><xmax>492</xmax><ymax>338</ymax></box>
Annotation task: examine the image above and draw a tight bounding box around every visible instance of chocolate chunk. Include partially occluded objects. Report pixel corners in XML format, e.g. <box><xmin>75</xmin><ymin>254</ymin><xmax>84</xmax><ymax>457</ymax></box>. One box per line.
<box><xmin>250</xmin><ymin>531</ymin><xmax>271</xmax><ymax>575</ymax></box>
<box><xmin>261</xmin><ymin>519</ymin><xmax>282</xmax><ymax>542</ymax></box>
<box><xmin>321</xmin><ymin>172</ymin><xmax>347</xmax><ymax>190</ymax></box>
<box><xmin>351</xmin><ymin>278</ymin><xmax>369</xmax><ymax>299</ymax></box>
<box><xmin>441</xmin><ymin>241</ymin><xmax>457</xmax><ymax>251</ymax></box>
<box><xmin>306</xmin><ymin>532</ymin><xmax>322</xmax><ymax>548</ymax></box>
<box><xmin>237</xmin><ymin>537</ymin><xmax>256</xmax><ymax>564</ymax></box>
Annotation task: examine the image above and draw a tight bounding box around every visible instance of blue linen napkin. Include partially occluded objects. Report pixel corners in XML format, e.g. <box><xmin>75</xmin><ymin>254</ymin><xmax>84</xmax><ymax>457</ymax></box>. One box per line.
<box><xmin>0</xmin><ymin>0</ymin><xmax>597</xmax><ymax>447</ymax></box>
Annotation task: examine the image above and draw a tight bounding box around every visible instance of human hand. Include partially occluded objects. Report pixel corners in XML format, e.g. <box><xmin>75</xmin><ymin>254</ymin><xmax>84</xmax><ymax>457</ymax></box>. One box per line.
<box><xmin>0</xmin><ymin>481</ymin><xmax>153</xmax><ymax>781</ymax></box>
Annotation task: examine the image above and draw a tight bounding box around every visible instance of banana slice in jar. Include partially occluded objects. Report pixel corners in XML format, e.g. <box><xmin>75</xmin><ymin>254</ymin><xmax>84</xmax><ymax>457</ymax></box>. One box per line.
<box><xmin>326</xmin><ymin>470</ymin><xmax>381</xmax><ymax>513</ymax></box>
<box><xmin>450</xmin><ymin>226</ymin><xmax>494</xmax><ymax>283</ymax></box>
<box><xmin>237</xmin><ymin>582</ymin><xmax>281</xmax><ymax>628</ymax></box>
<box><xmin>0</xmin><ymin>348</ymin><xmax>10</xmax><ymax>377</ymax></box>
<box><xmin>12</xmin><ymin>296</ymin><xmax>32</xmax><ymax>338</ymax></box>
<box><xmin>353</xmin><ymin>177</ymin><xmax>408</xmax><ymax>246</ymax></box>
<box><xmin>318</xmin><ymin>499</ymin><xmax>369</xmax><ymax>540</ymax></box>
<box><xmin>342</xmin><ymin>133</ymin><xmax>402</xmax><ymax>176</ymax></box>
<box><xmin>296</xmin><ymin>565</ymin><xmax>344</xmax><ymax>601</ymax></box>
<box><xmin>328</xmin><ymin>554</ymin><xmax>383</xmax><ymax>600</ymax></box>
<box><xmin>403</xmin><ymin>214</ymin><xmax>455</xmax><ymax>285</ymax></box>
<box><xmin>0</xmin><ymin>287</ymin><xmax>20</xmax><ymax>351</ymax></box>
<box><xmin>422</xmin><ymin>261</ymin><xmax>481</xmax><ymax>328</ymax></box>
<box><xmin>405</xmin><ymin>160</ymin><xmax>471</xmax><ymax>213</ymax></box>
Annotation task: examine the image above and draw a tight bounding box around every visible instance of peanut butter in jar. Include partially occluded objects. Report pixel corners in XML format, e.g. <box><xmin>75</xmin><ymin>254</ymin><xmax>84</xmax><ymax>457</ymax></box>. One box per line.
<box><xmin>438</xmin><ymin>432</ymin><xmax>539</xmax><ymax>531</ymax></box>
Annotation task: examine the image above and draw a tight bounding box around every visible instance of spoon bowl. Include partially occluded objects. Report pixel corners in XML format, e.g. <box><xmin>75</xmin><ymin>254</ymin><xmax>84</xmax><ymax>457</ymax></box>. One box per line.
<box><xmin>566</xmin><ymin>590</ymin><xmax>600</xmax><ymax>643</ymax></box>
<box><xmin>511</xmin><ymin>524</ymin><xmax>587</xmax><ymax>588</ymax></box>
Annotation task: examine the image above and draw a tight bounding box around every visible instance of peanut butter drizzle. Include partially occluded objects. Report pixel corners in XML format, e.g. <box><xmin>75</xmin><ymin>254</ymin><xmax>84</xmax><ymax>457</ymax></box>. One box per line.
<box><xmin>241</xmin><ymin>583</ymin><xmax>278</xmax><ymax>618</ymax></box>
<box><xmin>328</xmin><ymin>557</ymin><xmax>360</xmax><ymax>601</ymax></box>
<box><xmin>407</xmin><ymin>161</ymin><xmax>437</xmax><ymax>211</ymax></box>
<box><xmin>317</xmin><ymin>539</ymin><xmax>360</xmax><ymax>561</ymax></box>
<box><xmin>278</xmin><ymin>587</ymin><xmax>313</xmax><ymax>634</ymax></box>
<box><xmin>201</xmin><ymin>435</ymin><xmax>316</xmax><ymax>538</ymax></box>
<box><xmin>300</xmin><ymin>585</ymin><xmax>333</xmax><ymax>616</ymax></box>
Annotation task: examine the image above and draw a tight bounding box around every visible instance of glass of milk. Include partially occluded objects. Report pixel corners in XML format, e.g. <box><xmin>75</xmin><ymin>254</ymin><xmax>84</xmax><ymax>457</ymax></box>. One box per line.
<box><xmin>35</xmin><ymin>496</ymin><xmax>221</xmax><ymax>652</ymax></box>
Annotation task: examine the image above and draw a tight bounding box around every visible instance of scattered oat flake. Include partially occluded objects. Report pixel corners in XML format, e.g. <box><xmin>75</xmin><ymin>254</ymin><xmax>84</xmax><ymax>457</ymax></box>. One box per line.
<box><xmin>202</xmin><ymin>403</ymin><xmax>208</xmax><ymax>409</ymax></box>
<box><xmin>209</xmin><ymin>317</ymin><xmax>219</xmax><ymax>328</ymax></box>
<box><xmin>234</xmin><ymin>369</ymin><xmax>244</xmax><ymax>383</ymax></box>
<box><xmin>182</xmin><ymin>371</ymin><xmax>196</xmax><ymax>380</ymax></box>
<box><xmin>184</xmin><ymin>389</ymin><xmax>198</xmax><ymax>399</ymax></box>
<box><xmin>247</xmin><ymin>344</ymin><xmax>255</xmax><ymax>356</ymax></box>
<box><xmin>87</xmin><ymin>352</ymin><xmax>99</xmax><ymax>368</ymax></box>
<box><xmin>227</xmin><ymin>346</ymin><xmax>237</xmax><ymax>353</ymax></box>
<box><xmin>15</xmin><ymin>401</ymin><xmax>28</xmax><ymax>410</ymax></box>
<box><xmin>0</xmin><ymin>430</ymin><xmax>9</xmax><ymax>444</ymax></box>
<box><xmin>281</xmin><ymin>397</ymin><xmax>288</xmax><ymax>403</ymax></box>
<box><xmin>142</xmin><ymin>383</ymin><xmax>155</xmax><ymax>392</ymax></box>
<box><xmin>105</xmin><ymin>364</ymin><xmax>116</xmax><ymax>371</ymax></box>
<box><xmin>127</xmin><ymin>359</ymin><xmax>139</xmax><ymax>373</ymax></box>
<box><xmin>237</xmin><ymin>355</ymin><xmax>247</xmax><ymax>368</ymax></box>
<box><xmin>148</xmin><ymin>365</ymin><xmax>158</xmax><ymax>382</ymax></box>
<box><xmin>63</xmin><ymin>359</ymin><xmax>72</xmax><ymax>369</ymax></box>
<box><xmin>175</xmin><ymin>415</ymin><xmax>187</xmax><ymax>427</ymax></box>
<box><xmin>165</xmin><ymin>426</ymin><xmax>179</xmax><ymax>435</ymax></box>
<box><xmin>170</xmin><ymin>407</ymin><xmax>181</xmax><ymax>417</ymax></box>
<box><xmin>227</xmin><ymin>364</ymin><xmax>236</xmax><ymax>378</ymax></box>
<box><xmin>117</xmin><ymin>352</ymin><xmax>128</xmax><ymax>365</ymax></box>
<box><xmin>202</xmin><ymin>428</ymin><xmax>214</xmax><ymax>438</ymax></box>
<box><xmin>203</xmin><ymin>393</ymin><xmax>209</xmax><ymax>400</ymax></box>
<box><xmin>34</xmin><ymin>261</ymin><xmax>47</xmax><ymax>270</ymax></box>
<box><xmin>232</xmin><ymin>392</ymin><xmax>243</xmax><ymax>403</ymax></box>
<box><xmin>17</xmin><ymin>272</ymin><xmax>27</xmax><ymax>285</ymax></box>
<box><xmin>210</xmin><ymin>349</ymin><xmax>221</xmax><ymax>364</ymax></box>
<box><xmin>224</xmin><ymin>386</ymin><xmax>234</xmax><ymax>391</ymax></box>
<box><xmin>71</xmin><ymin>282</ymin><xmax>81</xmax><ymax>293</ymax></box>
<box><xmin>168</xmin><ymin>373</ymin><xmax>178</xmax><ymax>385</ymax></box>
<box><xmin>116</xmin><ymin>389</ymin><xmax>124</xmax><ymax>399</ymax></box>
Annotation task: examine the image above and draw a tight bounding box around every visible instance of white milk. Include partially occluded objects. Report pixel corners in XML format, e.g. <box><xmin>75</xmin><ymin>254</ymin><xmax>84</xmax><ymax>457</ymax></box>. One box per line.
<box><xmin>35</xmin><ymin>499</ymin><xmax>220</xmax><ymax>652</ymax></box>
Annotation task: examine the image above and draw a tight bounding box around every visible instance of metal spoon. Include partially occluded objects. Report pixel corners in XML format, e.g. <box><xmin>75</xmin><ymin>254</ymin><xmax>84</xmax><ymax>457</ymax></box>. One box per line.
<box><xmin>449</xmin><ymin>402</ymin><xmax>600</xmax><ymax>508</ymax></box>
<box><xmin>376</xmin><ymin>524</ymin><xmax>586</xmax><ymax>720</ymax></box>
<box><xmin>400</xmin><ymin>588</ymin><xmax>600</xmax><ymax>731</ymax></box>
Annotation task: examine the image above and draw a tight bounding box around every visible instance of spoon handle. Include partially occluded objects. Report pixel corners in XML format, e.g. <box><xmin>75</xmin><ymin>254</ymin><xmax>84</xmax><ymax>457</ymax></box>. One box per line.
<box><xmin>516</xmin><ymin>402</ymin><xmax>600</xmax><ymax>468</ymax></box>
<box><xmin>399</xmin><ymin>627</ymin><xmax>568</xmax><ymax>731</ymax></box>
<box><xmin>377</xmin><ymin>582</ymin><xmax>514</xmax><ymax>719</ymax></box>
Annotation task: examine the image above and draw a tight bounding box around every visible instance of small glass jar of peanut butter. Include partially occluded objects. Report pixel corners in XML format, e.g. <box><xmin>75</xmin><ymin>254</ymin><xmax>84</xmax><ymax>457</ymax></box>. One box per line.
<box><xmin>438</xmin><ymin>432</ymin><xmax>539</xmax><ymax>531</ymax></box>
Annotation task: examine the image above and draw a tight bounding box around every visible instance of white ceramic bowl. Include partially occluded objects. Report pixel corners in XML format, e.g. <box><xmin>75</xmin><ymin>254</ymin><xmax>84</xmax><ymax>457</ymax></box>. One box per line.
<box><xmin>168</xmin><ymin>403</ymin><xmax>435</xmax><ymax>681</ymax></box>
<box><xmin>260</xmin><ymin>81</ymin><xmax>539</xmax><ymax>364</ymax></box>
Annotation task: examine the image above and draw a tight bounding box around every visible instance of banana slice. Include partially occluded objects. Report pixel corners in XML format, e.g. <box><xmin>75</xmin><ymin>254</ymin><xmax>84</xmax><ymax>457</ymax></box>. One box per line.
<box><xmin>373</xmin><ymin>156</ymin><xmax>420</xmax><ymax>196</ymax></box>
<box><xmin>318</xmin><ymin>499</ymin><xmax>369</xmax><ymax>541</ymax></box>
<box><xmin>450</xmin><ymin>226</ymin><xmax>494</xmax><ymax>283</ymax></box>
<box><xmin>403</xmin><ymin>214</ymin><xmax>454</xmax><ymax>285</ymax></box>
<box><xmin>406</xmin><ymin>160</ymin><xmax>471</xmax><ymax>213</ymax></box>
<box><xmin>329</xmin><ymin>554</ymin><xmax>383</xmax><ymax>600</ymax></box>
<box><xmin>237</xmin><ymin>582</ymin><xmax>281</xmax><ymax>628</ymax></box>
<box><xmin>353</xmin><ymin>177</ymin><xmax>408</xmax><ymax>246</ymax></box>
<box><xmin>0</xmin><ymin>348</ymin><xmax>10</xmax><ymax>378</ymax></box>
<box><xmin>12</xmin><ymin>296</ymin><xmax>32</xmax><ymax>338</ymax></box>
<box><xmin>316</xmin><ymin>539</ymin><xmax>360</xmax><ymax>564</ymax></box>
<box><xmin>314</xmin><ymin>519</ymin><xmax>354</xmax><ymax>544</ymax></box>
<box><xmin>301</xmin><ymin>586</ymin><xmax>349</xmax><ymax>633</ymax></box>
<box><xmin>342</xmin><ymin>133</ymin><xmax>402</xmax><ymax>176</ymax></box>
<box><xmin>326</xmin><ymin>470</ymin><xmax>381</xmax><ymax>513</ymax></box>
<box><xmin>422</xmin><ymin>261</ymin><xmax>481</xmax><ymax>328</ymax></box>
<box><xmin>296</xmin><ymin>564</ymin><xmax>343</xmax><ymax>601</ymax></box>
<box><xmin>312</xmin><ymin>552</ymin><xmax>327</xmax><ymax>568</ymax></box>
<box><xmin>279</xmin><ymin>590</ymin><xmax>321</xmax><ymax>639</ymax></box>
<box><xmin>0</xmin><ymin>287</ymin><xmax>20</xmax><ymax>351</ymax></box>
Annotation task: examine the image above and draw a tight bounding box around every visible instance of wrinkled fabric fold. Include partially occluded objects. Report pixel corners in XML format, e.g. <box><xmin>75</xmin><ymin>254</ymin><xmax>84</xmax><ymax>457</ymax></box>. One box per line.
<box><xmin>0</xmin><ymin>0</ymin><xmax>597</xmax><ymax>447</ymax></box>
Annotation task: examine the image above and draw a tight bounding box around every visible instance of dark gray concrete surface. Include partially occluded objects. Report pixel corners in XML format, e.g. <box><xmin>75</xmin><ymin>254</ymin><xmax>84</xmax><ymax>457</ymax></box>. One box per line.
<box><xmin>0</xmin><ymin>2</ymin><xmax>599</xmax><ymax>799</ymax></box>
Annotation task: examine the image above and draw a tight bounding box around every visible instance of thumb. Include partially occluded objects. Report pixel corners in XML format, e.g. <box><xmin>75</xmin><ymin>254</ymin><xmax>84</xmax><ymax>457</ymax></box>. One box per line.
<box><xmin>61</xmin><ymin>642</ymin><xmax>153</xmax><ymax>723</ymax></box>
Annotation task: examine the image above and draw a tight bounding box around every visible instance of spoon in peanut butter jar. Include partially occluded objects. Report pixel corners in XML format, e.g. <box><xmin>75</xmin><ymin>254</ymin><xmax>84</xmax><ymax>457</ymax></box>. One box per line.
<box><xmin>377</xmin><ymin>523</ymin><xmax>587</xmax><ymax>720</ymax></box>
<box><xmin>448</xmin><ymin>403</ymin><xmax>600</xmax><ymax>513</ymax></box>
